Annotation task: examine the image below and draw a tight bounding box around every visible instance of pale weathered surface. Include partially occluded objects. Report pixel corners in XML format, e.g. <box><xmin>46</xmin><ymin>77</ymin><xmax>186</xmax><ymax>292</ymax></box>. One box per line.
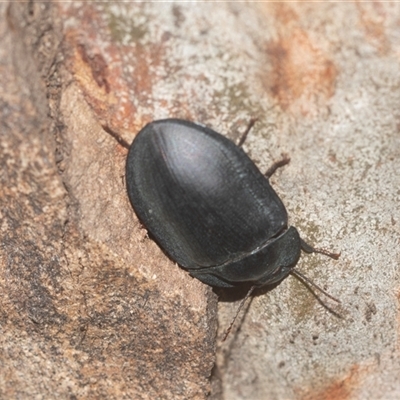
<box><xmin>1</xmin><ymin>2</ymin><xmax>400</xmax><ymax>400</ymax></box>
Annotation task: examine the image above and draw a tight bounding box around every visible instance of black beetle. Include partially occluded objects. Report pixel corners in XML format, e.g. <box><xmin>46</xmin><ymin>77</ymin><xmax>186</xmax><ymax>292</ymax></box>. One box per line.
<box><xmin>125</xmin><ymin>118</ymin><xmax>339</xmax><ymax>337</ymax></box>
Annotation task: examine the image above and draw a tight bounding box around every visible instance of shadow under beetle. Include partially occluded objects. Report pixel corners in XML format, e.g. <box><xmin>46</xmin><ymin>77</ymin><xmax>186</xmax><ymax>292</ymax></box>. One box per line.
<box><xmin>125</xmin><ymin>119</ymin><xmax>340</xmax><ymax>339</ymax></box>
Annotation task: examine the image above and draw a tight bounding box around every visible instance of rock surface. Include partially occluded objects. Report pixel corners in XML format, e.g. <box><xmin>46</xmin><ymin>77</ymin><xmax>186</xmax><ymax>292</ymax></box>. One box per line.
<box><xmin>0</xmin><ymin>2</ymin><xmax>400</xmax><ymax>399</ymax></box>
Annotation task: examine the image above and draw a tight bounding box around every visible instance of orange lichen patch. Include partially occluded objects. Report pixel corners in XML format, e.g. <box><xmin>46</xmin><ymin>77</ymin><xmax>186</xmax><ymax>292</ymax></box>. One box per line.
<box><xmin>273</xmin><ymin>1</ymin><xmax>299</xmax><ymax>26</ymax></box>
<box><xmin>261</xmin><ymin>5</ymin><xmax>337</xmax><ymax>116</ymax></box>
<box><xmin>77</xmin><ymin>44</ymin><xmax>110</xmax><ymax>93</ymax></box>
<box><xmin>265</xmin><ymin>29</ymin><xmax>337</xmax><ymax>115</ymax></box>
<box><xmin>65</xmin><ymin>34</ymin><xmax>126</xmax><ymax>126</ymax></box>
<box><xmin>130</xmin><ymin>44</ymin><xmax>158</xmax><ymax>103</ymax></box>
<box><xmin>63</xmin><ymin>31</ymin><xmax>141</xmax><ymax>140</ymax></box>
<box><xmin>356</xmin><ymin>2</ymin><xmax>389</xmax><ymax>55</ymax></box>
<box><xmin>299</xmin><ymin>365</ymin><xmax>360</xmax><ymax>400</ymax></box>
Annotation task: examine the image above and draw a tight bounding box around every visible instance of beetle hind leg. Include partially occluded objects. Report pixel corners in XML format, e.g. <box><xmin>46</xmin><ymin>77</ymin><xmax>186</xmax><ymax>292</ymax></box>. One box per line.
<box><xmin>102</xmin><ymin>124</ymin><xmax>130</xmax><ymax>149</ymax></box>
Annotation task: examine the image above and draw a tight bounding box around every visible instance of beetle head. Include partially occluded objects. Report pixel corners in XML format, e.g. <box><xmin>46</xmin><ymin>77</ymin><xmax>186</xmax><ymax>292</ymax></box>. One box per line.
<box><xmin>191</xmin><ymin>226</ymin><xmax>302</xmax><ymax>288</ymax></box>
<box><xmin>254</xmin><ymin>226</ymin><xmax>302</xmax><ymax>286</ymax></box>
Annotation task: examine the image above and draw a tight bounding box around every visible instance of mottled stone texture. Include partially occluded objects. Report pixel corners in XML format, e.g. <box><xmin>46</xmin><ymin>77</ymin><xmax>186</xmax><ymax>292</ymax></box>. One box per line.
<box><xmin>0</xmin><ymin>3</ymin><xmax>216</xmax><ymax>399</ymax></box>
<box><xmin>1</xmin><ymin>2</ymin><xmax>400</xmax><ymax>400</ymax></box>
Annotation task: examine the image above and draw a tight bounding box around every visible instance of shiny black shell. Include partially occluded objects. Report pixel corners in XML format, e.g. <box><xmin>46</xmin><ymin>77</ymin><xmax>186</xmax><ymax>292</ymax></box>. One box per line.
<box><xmin>126</xmin><ymin>119</ymin><xmax>302</xmax><ymax>288</ymax></box>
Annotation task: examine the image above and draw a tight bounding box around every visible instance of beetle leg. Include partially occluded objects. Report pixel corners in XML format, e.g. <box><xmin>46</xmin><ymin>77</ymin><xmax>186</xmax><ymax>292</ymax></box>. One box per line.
<box><xmin>237</xmin><ymin>117</ymin><xmax>258</xmax><ymax>147</ymax></box>
<box><xmin>300</xmin><ymin>238</ymin><xmax>340</xmax><ymax>260</ymax></box>
<box><xmin>264</xmin><ymin>154</ymin><xmax>291</xmax><ymax>178</ymax></box>
<box><xmin>102</xmin><ymin>124</ymin><xmax>130</xmax><ymax>149</ymax></box>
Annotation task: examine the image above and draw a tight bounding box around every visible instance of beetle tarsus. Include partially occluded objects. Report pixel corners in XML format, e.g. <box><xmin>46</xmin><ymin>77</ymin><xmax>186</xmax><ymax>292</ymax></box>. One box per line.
<box><xmin>265</xmin><ymin>155</ymin><xmax>291</xmax><ymax>178</ymax></box>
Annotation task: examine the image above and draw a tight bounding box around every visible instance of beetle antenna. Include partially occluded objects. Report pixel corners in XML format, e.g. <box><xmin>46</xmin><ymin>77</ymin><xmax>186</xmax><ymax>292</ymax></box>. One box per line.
<box><xmin>291</xmin><ymin>268</ymin><xmax>341</xmax><ymax>303</ymax></box>
<box><xmin>300</xmin><ymin>239</ymin><xmax>340</xmax><ymax>260</ymax></box>
<box><xmin>222</xmin><ymin>285</ymin><xmax>256</xmax><ymax>342</ymax></box>
<box><xmin>237</xmin><ymin>118</ymin><xmax>258</xmax><ymax>147</ymax></box>
<box><xmin>312</xmin><ymin>248</ymin><xmax>340</xmax><ymax>260</ymax></box>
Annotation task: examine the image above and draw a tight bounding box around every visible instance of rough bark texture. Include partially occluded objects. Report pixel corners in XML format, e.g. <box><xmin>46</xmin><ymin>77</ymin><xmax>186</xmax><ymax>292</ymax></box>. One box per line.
<box><xmin>1</xmin><ymin>2</ymin><xmax>400</xmax><ymax>400</ymax></box>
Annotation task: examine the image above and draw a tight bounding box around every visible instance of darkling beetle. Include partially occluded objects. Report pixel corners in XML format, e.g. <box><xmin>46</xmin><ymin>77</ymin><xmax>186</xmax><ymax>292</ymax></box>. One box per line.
<box><xmin>124</xmin><ymin>118</ymin><xmax>340</xmax><ymax>339</ymax></box>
